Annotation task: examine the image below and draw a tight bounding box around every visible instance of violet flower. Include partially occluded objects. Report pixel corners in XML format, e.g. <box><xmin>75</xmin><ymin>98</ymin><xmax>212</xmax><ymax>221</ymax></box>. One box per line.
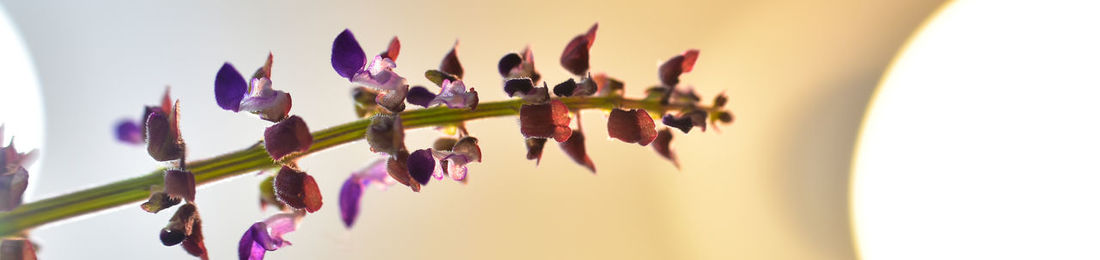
<box><xmin>238</xmin><ymin>211</ymin><xmax>304</xmax><ymax>260</ymax></box>
<box><xmin>215</xmin><ymin>54</ymin><xmax>293</xmax><ymax>122</ymax></box>
<box><xmin>331</xmin><ymin>29</ymin><xmax>409</xmax><ymax>112</ymax></box>
<box><xmin>427</xmin><ymin>79</ymin><xmax>479</xmax><ymax>110</ymax></box>
<box><xmin>339</xmin><ymin>159</ymin><xmax>397</xmax><ymax>228</ymax></box>
<box><xmin>430</xmin><ymin>137</ymin><xmax>481</xmax><ymax>181</ymax></box>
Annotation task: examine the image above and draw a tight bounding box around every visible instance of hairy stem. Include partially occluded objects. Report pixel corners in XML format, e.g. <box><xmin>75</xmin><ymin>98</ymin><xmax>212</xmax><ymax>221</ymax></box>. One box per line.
<box><xmin>0</xmin><ymin>95</ymin><xmax>703</xmax><ymax>236</ymax></box>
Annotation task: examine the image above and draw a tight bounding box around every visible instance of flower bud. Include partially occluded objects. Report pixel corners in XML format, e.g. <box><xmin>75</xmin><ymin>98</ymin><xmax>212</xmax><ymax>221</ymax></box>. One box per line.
<box><xmin>559</xmin><ymin>130</ymin><xmax>595</xmax><ymax>173</ymax></box>
<box><xmin>560</xmin><ymin>23</ymin><xmax>598</xmax><ymax>76</ymax></box>
<box><xmin>519</xmin><ymin>100</ymin><xmax>572</xmax><ymax>142</ymax></box>
<box><xmin>145</xmin><ymin>102</ymin><xmax>184</xmax><ymax>162</ymax></box>
<box><xmin>264</xmin><ymin>115</ymin><xmax>313</xmax><ymax>162</ymax></box>
<box><xmin>440</xmin><ymin>42</ymin><xmax>464</xmax><ymax>79</ymax></box>
<box><xmin>365</xmin><ymin>114</ymin><xmax>406</xmax><ymax>155</ymax></box>
<box><xmin>274</xmin><ymin>166</ymin><xmax>323</xmax><ymax>213</ymax></box>
<box><xmin>607</xmin><ymin>108</ymin><xmax>658</xmax><ymax>146</ymax></box>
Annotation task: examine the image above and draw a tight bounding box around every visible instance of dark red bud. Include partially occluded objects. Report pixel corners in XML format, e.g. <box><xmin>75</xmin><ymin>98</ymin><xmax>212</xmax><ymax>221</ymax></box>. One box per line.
<box><xmin>274</xmin><ymin>166</ymin><xmax>323</xmax><ymax>213</ymax></box>
<box><xmin>607</xmin><ymin>109</ymin><xmax>658</xmax><ymax>146</ymax></box>
<box><xmin>264</xmin><ymin>115</ymin><xmax>313</xmax><ymax>162</ymax></box>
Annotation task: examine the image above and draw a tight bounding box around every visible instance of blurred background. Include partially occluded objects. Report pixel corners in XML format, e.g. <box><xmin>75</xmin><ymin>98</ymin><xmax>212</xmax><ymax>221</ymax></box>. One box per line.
<box><xmin>0</xmin><ymin>0</ymin><xmax>944</xmax><ymax>259</ymax></box>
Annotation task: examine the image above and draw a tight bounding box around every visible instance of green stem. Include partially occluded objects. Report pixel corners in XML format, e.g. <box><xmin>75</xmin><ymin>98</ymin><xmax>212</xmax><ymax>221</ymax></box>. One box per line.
<box><xmin>0</xmin><ymin>95</ymin><xmax>699</xmax><ymax>237</ymax></box>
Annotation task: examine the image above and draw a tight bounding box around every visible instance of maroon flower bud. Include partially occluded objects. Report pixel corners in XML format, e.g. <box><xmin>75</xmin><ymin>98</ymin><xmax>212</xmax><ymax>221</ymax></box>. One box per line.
<box><xmin>607</xmin><ymin>108</ymin><xmax>658</xmax><ymax>146</ymax></box>
<box><xmin>365</xmin><ymin>114</ymin><xmax>406</xmax><ymax>155</ymax></box>
<box><xmin>145</xmin><ymin>101</ymin><xmax>184</xmax><ymax>162</ymax></box>
<box><xmin>658</xmin><ymin>49</ymin><xmax>700</xmax><ymax>86</ymax></box>
<box><xmin>653</xmin><ymin>128</ymin><xmax>679</xmax><ymax>169</ymax></box>
<box><xmin>560</xmin><ymin>23</ymin><xmax>598</xmax><ymax>76</ymax></box>
<box><xmin>499</xmin><ymin>47</ymin><xmax>541</xmax><ymax>83</ymax></box>
<box><xmin>559</xmin><ymin>130</ymin><xmax>595</xmax><ymax>173</ymax></box>
<box><xmin>264</xmin><ymin>115</ymin><xmax>313</xmax><ymax>162</ymax></box>
<box><xmin>439</xmin><ymin>41</ymin><xmax>464</xmax><ymax>79</ymax></box>
<box><xmin>525</xmin><ymin>138</ymin><xmax>548</xmax><ymax>165</ymax></box>
<box><xmin>520</xmin><ymin>100</ymin><xmax>572</xmax><ymax>142</ymax></box>
<box><xmin>504</xmin><ymin>78</ymin><xmax>535</xmax><ymax>97</ymax></box>
<box><xmin>274</xmin><ymin>166</ymin><xmax>323</xmax><ymax>213</ymax></box>
<box><xmin>180</xmin><ymin>217</ymin><xmax>208</xmax><ymax>259</ymax></box>
<box><xmin>161</xmin><ymin>203</ymin><xmax>198</xmax><ymax>246</ymax></box>
<box><xmin>164</xmin><ymin>169</ymin><xmax>196</xmax><ymax>202</ymax></box>
<box><xmin>552</xmin><ymin>78</ymin><xmax>577</xmax><ymax>97</ymax></box>
<box><xmin>0</xmin><ymin>167</ymin><xmax>28</xmax><ymax>211</ymax></box>
<box><xmin>141</xmin><ymin>190</ymin><xmax>182</xmax><ymax>214</ymax></box>
<box><xmin>0</xmin><ymin>238</ymin><xmax>36</xmax><ymax>260</ymax></box>
<box><xmin>433</xmin><ymin>137</ymin><xmax>458</xmax><ymax>151</ymax></box>
<box><xmin>662</xmin><ymin>110</ymin><xmax>707</xmax><ymax>133</ymax></box>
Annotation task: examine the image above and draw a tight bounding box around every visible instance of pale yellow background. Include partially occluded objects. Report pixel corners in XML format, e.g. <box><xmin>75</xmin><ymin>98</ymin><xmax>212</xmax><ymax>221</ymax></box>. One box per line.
<box><xmin>1</xmin><ymin>0</ymin><xmax>943</xmax><ymax>259</ymax></box>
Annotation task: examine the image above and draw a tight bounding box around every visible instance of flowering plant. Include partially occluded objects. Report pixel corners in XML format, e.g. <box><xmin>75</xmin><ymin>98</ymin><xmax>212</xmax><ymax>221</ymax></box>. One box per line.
<box><xmin>0</xmin><ymin>23</ymin><xmax>732</xmax><ymax>259</ymax></box>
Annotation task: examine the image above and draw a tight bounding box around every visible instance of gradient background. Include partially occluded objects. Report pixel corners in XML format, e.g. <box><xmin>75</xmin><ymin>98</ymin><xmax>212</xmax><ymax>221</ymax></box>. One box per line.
<box><xmin>0</xmin><ymin>0</ymin><xmax>943</xmax><ymax>259</ymax></box>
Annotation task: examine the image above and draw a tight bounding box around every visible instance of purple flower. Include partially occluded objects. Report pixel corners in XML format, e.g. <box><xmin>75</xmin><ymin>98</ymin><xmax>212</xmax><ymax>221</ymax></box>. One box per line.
<box><xmin>263</xmin><ymin>115</ymin><xmax>313</xmax><ymax>162</ymax></box>
<box><xmin>331</xmin><ymin>30</ymin><xmax>409</xmax><ymax>112</ymax></box>
<box><xmin>560</xmin><ymin>23</ymin><xmax>598</xmax><ymax>76</ymax></box>
<box><xmin>115</xmin><ymin>119</ymin><xmax>144</xmax><ymax>145</ymax></box>
<box><xmin>658</xmin><ymin>49</ymin><xmax>700</xmax><ymax>86</ymax></box>
<box><xmin>431</xmin><ymin>137</ymin><xmax>481</xmax><ymax>181</ymax></box>
<box><xmin>215</xmin><ymin>54</ymin><xmax>293</xmax><ymax>122</ymax></box>
<box><xmin>428</xmin><ymin>79</ymin><xmax>479</xmax><ymax>110</ymax></box>
<box><xmin>499</xmin><ymin>46</ymin><xmax>541</xmax><ymax>83</ymax></box>
<box><xmin>339</xmin><ymin>159</ymin><xmax>396</xmax><ymax>228</ymax></box>
<box><xmin>607</xmin><ymin>108</ymin><xmax>658</xmax><ymax>146</ymax></box>
<box><xmin>274</xmin><ymin>166</ymin><xmax>323</xmax><ymax>213</ymax></box>
<box><xmin>238</xmin><ymin>212</ymin><xmax>304</xmax><ymax>260</ymax></box>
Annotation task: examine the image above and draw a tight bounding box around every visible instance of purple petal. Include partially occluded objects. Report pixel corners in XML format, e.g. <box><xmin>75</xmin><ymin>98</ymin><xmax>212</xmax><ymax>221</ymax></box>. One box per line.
<box><xmin>498</xmin><ymin>53</ymin><xmax>522</xmax><ymax>77</ymax></box>
<box><xmin>339</xmin><ymin>176</ymin><xmax>363</xmax><ymax>228</ymax></box>
<box><xmin>115</xmin><ymin>119</ymin><xmax>144</xmax><ymax>145</ymax></box>
<box><xmin>238</xmin><ymin>223</ymin><xmax>267</xmax><ymax>260</ymax></box>
<box><xmin>406</xmin><ymin>86</ymin><xmax>437</xmax><ymax>107</ymax></box>
<box><xmin>553</xmin><ymin>78</ymin><xmax>577</xmax><ymax>97</ymax></box>
<box><xmin>504</xmin><ymin>78</ymin><xmax>534</xmax><ymax>97</ymax></box>
<box><xmin>215</xmin><ymin>63</ymin><xmax>247</xmax><ymax>112</ymax></box>
<box><xmin>263</xmin><ymin>212</ymin><xmax>301</xmax><ymax>241</ymax></box>
<box><xmin>263</xmin><ymin>115</ymin><xmax>313</xmax><ymax>161</ymax></box>
<box><xmin>332</xmin><ymin>29</ymin><xmax>367</xmax><ymax>79</ymax></box>
<box><xmin>661</xmin><ymin>114</ymin><xmax>694</xmax><ymax>133</ymax></box>
<box><xmin>407</xmin><ymin>149</ymin><xmax>436</xmax><ymax>185</ymax></box>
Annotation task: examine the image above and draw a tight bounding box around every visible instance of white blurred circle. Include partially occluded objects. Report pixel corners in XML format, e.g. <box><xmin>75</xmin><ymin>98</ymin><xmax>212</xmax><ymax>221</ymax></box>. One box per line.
<box><xmin>0</xmin><ymin>4</ymin><xmax>45</xmax><ymax>199</ymax></box>
<box><xmin>853</xmin><ymin>1</ymin><xmax>1100</xmax><ymax>259</ymax></box>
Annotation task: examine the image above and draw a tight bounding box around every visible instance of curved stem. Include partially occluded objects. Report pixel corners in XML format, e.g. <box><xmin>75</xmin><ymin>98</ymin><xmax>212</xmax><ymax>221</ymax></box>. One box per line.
<box><xmin>0</xmin><ymin>96</ymin><xmax>704</xmax><ymax>236</ymax></box>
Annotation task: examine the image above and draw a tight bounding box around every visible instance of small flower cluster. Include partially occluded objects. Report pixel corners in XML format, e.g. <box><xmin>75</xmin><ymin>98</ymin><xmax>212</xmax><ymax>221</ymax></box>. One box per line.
<box><xmin>114</xmin><ymin>89</ymin><xmax>209</xmax><ymax>259</ymax></box>
<box><xmin>93</xmin><ymin>22</ymin><xmax>733</xmax><ymax>260</ymax></box>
